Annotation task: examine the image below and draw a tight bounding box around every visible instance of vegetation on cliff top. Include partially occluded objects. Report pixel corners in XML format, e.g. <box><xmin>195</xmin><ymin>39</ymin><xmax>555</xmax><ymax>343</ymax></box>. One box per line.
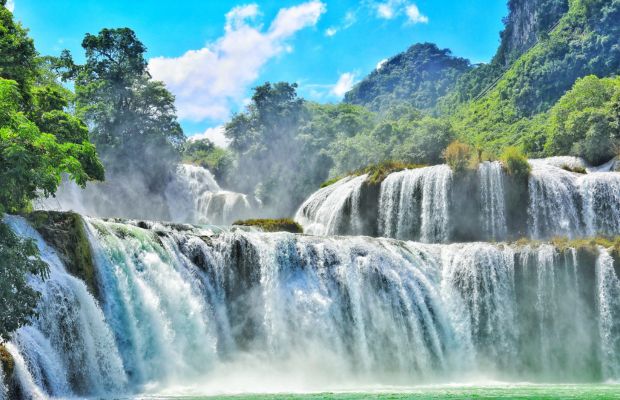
<box><xmin>0</xmin><ymin>1</ymin><xmax>104</xmax><ymax>341</ymax></box>
<box><xmin>344</xmin><ymin>43</ymin><xmax>471</xmax><ymax>113</ymax></box>
<box><xmin>233</xmin><ymin>218</ymin><xmax>303</xmax><ymax>234</ymax></box>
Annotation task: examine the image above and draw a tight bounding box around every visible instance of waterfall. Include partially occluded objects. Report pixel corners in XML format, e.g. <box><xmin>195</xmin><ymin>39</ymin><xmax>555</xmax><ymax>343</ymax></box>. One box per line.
<box><xmin>378</xmin><ymin>165</ymin><xmax>452</xmax><ymax>242</ymax></box>
<box><xmin>295</xmin><ymin>174</ymin><xmax>368</xmax><ymax>236</ymax></box>
<box><xmin>167</xmin><ymin>164</ymin><xmax>259</xmax><ymax>225</ymax></box>
<box><xmin>528</xmin><ymin>161</ymin><xmax>620</xmax><ymax>239</ymax></box>
<box><xmin>596</xmin><ymin>249</ymin><xmax>620</xmax><ymax>379</ymax></box>
<box><xmin>528</xmin><ymin>161</ymin><xmax>585</xmax><ymax>238</ymax></box>
<box><xmin>3</xmin><ymin>216</ymin><xmax>127</xmax><ymax>398</ymax></box>
<box><xmin>581</xmin><ymin>173</ymin><xmax>620</xmax><ymax>237</ymax></box>
<box><xmin>83</xmin><ymin>217</ymin><xmax>219</xmax><ymax>388</ymax></box>
<box><xmin>0</xmin><ymin>359</ymin><xmax>6</xmax><ymax>400</ymax></box>
<box><xmin>38</xmin><ymin>163</ymin><xmax>259</xmax><ymax>226</ymax></box>
<box><xmin>3</xmin><ymin>215</ymin><xmax>620</xmax><ymax>396</ymax></box>
<box><xmin>478</xmin><ymin>161</ymin><xmax>507</xmax><ymax>240</ymax></box>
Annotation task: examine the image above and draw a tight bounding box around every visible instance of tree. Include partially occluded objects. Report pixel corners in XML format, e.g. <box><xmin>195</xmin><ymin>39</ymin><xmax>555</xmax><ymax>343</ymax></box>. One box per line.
<box><xmin>0</xmin><ymin>79</ymin><xmax>103</xmax><ymax>212</ymax></box>
<box><xmin>0</xmin><ymin>3</ymin><xmax>103</xmax><ymax>340</ymax></box>
<box><xmin>344</xmin><ymin>43</ymin><xmax>471</xmax><ymax>113</ymax></box>
<box><xmin>182</xmin><ymin>138</ymin><xmax>234</xmax><ymax>185</ymax></box>
<box><xmin>544</xmin><ymin>75</ymin><xmax>620</xmax><ymax>164</ymax></box>
<box><xmin>63</xmin><ymin>28</ymin><xmax>184</xmax><ymax>192</ymax></box>
<box><xmin>225</xmin><ymin>82</ymin><xmax>307</xmax><ymax>213</ymax></box>
<box><xmin>0</xmin><ymin>1</ymin><xmax>36</xmax><ymax>104</ymax></box>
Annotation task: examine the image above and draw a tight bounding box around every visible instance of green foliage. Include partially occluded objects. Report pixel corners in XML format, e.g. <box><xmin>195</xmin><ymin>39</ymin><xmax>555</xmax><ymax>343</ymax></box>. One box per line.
<box><xmin>544</xmin><ymin>75</ymin><xmax>620</xmax><ymax>164</ymax></box>
<box><xmin>328</xmin><ymin>111</ymin><xmax>454</xmax><ymax>175</ymax></box>
<box><xmin>320</xmin><ymin>176</ymin><xmax>342</xmax><ymax>188</ymax></box>
<box><xmin>443</xmin><ymin>140</ymin><xmax>475</xmax><ymax>173</ymax></box>
<box><xmin>0</xmin><ymin>7</ymin><xmax>103</xmax><ymax>341</ymax></box>
<box><xmin>500</xmin><ymin>146</ymin><xmax>531</xmax><ymax>179</ymax></box>
<box><xmin>182</xmin><ymin>138</ymin><xmax>234</xmax><ymax>185</ymax></box>
<box><xmin>362</xmin><ymin>161</ymin><xmax>426</xmax><ymax>184</ymax></box>
<box><xmin>344</xmin><ymin>43</ymin><xmax>471</xmax><ymax>113</ymax></box>
<box><xmin>494</xmin><ymin>0</ymin><xmax>569</xmax><ymax>67</ymax></box>
<box><xmin>225</xmin><ymin>82</ymin><xmax>313</xmax><ymax>214</ymax></box>
<box><xmin>0</xmin><ymin>221</ymin><xmax>49</xmax><ymax>341</ymax></box>
<box><xmin>232</xmin><ymin>218</ymin><xmax>303</xmax><ymax>234</ymax></box>
<box><xmin>452</xmin><ymin>0</ymin><xmax>620</xmax><ymax>152</ymax></box>
<box><xmin>0</xmin><ymin>79</ymin><xmax>103</xmax><ymax>213</ymax></box>
<box><xmin>63</xmin><ymin>28</ymin><xmax>184</xmax><ymax>192</ymax></box>
<box><xmin>561</xmin><ymin>164</ymin><xmax>587</xmax><ymax>174</ymax></box>
<box><xmin>0</xmin><ymin>3</ymin><xmax>36</xmax><ymax>103</ymax></box>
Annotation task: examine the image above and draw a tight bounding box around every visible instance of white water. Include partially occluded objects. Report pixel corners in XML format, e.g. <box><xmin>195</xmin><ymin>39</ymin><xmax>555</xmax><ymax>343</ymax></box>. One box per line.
<box><xmin>0</xmin><ymin>359</ymin><xmax>6</xmax><ymax>400</ymax></box>
<box><xmin>297</xmin><ymin>159</ymin><xmax>620</xmax><ymax>241</ymax></box>
<box><xmin>167</xmin><ymin>164</ymin><xmax>258</xmax><ymax>225</ymax></box>
<box><xmin>378</xmin><ymin>165</ymin><xmax>452</xmax><ymax>242</ymax></box>
<box><xmin>3</xmin><ymin>216</ymin><xmax>127</xmax><ymax>398</ymax></box>
<box><xmin>478</xmin><ymin>162</ymin><xmax>507</xmax><ymax>240</ymax></box>
<box><xmin>3</xmin><ymin>216</ymin><xmax>620</xmax><ymax>397</ymax></box>
<box><xmin>39</xmin><ymin>163</ymin><xmax>259</xmax><ymax>226</ymax></box>
<box><xmin>596</xmin><ymin>249</ymin><xmax>620</xmax><ymax>379</ymax></box>
<box><xmin>528</xmin><ymin>161</ymin><xmax>620</xmax><ymax>239</ymax></box>
<box><xmin>295</xmin><ymin>174</ymin><xmax>368</xmax><ymax>236</ymax></box>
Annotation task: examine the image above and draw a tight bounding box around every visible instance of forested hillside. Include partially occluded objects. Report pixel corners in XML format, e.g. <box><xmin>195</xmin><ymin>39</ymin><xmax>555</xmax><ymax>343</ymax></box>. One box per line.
<box><xmin>343</xmin><ymin>43</ymin><xmax>471</xmax><ymax>113</ymax></box>
<box><xmin>188</xmin><ymin>0</ymin><xmax>620</xmax><ymax>215</ymax></box>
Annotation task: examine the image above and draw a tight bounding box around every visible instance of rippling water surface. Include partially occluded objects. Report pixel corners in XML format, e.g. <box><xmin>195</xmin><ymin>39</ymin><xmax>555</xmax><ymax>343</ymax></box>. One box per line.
<box><xmin>128</xmin><ymin>384</ymin><xmax>620</xmax><ymax>399</ymax></box>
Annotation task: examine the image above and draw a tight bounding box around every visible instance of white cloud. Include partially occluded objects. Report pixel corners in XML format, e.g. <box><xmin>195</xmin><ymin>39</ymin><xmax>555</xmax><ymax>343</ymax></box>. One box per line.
<box><xmin>225</xmin><ymin>4</ymin><xmax>259</xmax><ymax>31</ymax></box>
<box><xmin>330</xmin><ymin>72</ymin><xmax>356</xmax><ymax>97</ymax></box>
<box><xmin>5</xmin><ymin>0</ymin><xmax>14</xmax><ymax>12</ymax></box>
<box><xmin>325</xmin><ymin>27</ymin><xmax>338</xmax><ymax>37</ymax></box>
<box><xmin>405</xmin><ymin>4</ymin><xmax>428</xmax><ymax>24</ymax></box>
<box><xmin>149</xmin><ymin>1</ymin><xmax>326</xmax><ymax>122</ymax></box>
<box><xmin>373</xmin><ymin>1</ymin><xmax>427</xmax><ymax>23</ymax></box>
<box><xmin>324</xmin><ymin>10</ymin><xmax>357</xmax><ymax>37</ymax></box>
<box><xmin>376</xmin><ymin>58</ymin><xmax>388</xmax><ymax>70</ymax></box>
<box><xmin>376</xmin><ymin>3</ymin><xmax>394</xmax><ymax>19</ymax></box>
<box><xmin>189</xmin><ymin>125</ymin><xmax>230</xmax><ymax>148</ymax></box>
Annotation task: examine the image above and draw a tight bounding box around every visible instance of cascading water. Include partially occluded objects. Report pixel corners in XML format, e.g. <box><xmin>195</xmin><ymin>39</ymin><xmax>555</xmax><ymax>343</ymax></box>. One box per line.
<box><xmin>478</xmin><ymin>161</ymin><xmax>507</xmax><ymax>240</ymax></box>
<box><xmin>596</xmin><ymin>249</ymin><xmax>620</xmax><ymax>379</ymax></box>
<box><xmin>295</xmin><ymin>174</ymin><xmax>368</xmax><ymax>236</ymax></box>
<box><xmin>83</xmin><ymin>218</ymin><xmax>219</xmax><ymax>388</ymax></box>
<box><xmin>297</xmin><ymin>158</ymin><xmax>620</xmax><ymax>241</ymax></box>
<box><xmin>167</xmin><ymin>164</ymin><xmax>259</xmax><ymax>225</ymax></box>
<box><xmin>38</xmin><ymin>163</ymin><xmax>259</xmax><ymax>226</ymax></box>
<box><xmin>3</xmin><ymin>216</ymin><xmax>127</xmax><ymax>399</ymax></box>
<box><xmin>0</xmin><ymin>360</ymin><xmax>6</xmax><ymax>400</ymax></box>
<box><xmin>377</xmin><ymin>165</ymin><xmax>452</xmax><ymax>242</ymax></box>
<box><xmin>528</xmin><ymin>161</ymin><xmax>620</xmax><ymax>239</ymax></box>
<box><xmin>3</xmin><ymin>215</ymin><xmax>620</xmax><ymax>397</ymax></box>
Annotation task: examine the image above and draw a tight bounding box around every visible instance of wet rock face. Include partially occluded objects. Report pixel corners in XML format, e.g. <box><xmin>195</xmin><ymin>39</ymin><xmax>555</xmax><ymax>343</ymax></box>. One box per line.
<box><xmin>496</xmin><ymin>0</ymin><xmax>569</xmax><ymax>67</ymax></box>
<box><xmin>26</xmin><ymin>211</ymin><xmax>99</xmax><ymax>299</ymax></box>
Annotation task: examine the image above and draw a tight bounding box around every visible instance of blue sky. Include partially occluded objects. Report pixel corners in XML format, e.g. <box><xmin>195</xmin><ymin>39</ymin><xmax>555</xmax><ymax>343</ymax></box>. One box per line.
<box><xmin>11</xmin><ymin>0</ymin><xmax>507</xmax><ymax>145</ymax></box>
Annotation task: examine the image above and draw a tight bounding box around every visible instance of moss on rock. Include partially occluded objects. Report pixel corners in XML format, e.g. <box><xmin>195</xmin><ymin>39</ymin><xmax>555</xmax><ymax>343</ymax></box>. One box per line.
<box><xmin>0</xmin><ymin>345</ymin><xmax>14</xmax><ymax>379</ymax></box>
<box><xmin>26</xmin><ymin>211</ymin><xmax>99</xmax><ymax>298</ymax></box>
<box><xmin>233</xmin><ymin>218</ymin><xmax>303</xmax><ymax>234</ymax></box>
<box><xmin>320</xmin><ymin>161</ymin><xmax>426</xmax><ymax>188</ymax></box>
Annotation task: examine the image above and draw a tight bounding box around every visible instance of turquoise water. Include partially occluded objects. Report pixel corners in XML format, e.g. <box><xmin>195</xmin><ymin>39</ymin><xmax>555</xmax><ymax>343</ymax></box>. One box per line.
<box><xmin>129</xmin><ymin>384</ymin><xmax>620</xmax><ymax>399</ymax></box>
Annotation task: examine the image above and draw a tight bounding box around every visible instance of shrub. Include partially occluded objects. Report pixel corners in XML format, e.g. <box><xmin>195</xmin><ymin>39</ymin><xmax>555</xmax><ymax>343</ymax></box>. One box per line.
<box><xmin>362</xmin><ymin>161</ymin><xmax>425</xmax><ymax>184</ymax></box>
<box><xmin>560</xmin><ymin>164</ymin><xmax>587</xmax><ymax>174</ymax></box>
<box><xmin>500</xmin><ymin>146</ymin><xmax>531</xmax><ymax>179</ymax></box>
<box><xmin>321</xmin><ymin>161</ymin><xmax>425</xmax><ymax>188</ymax></box>
<box><xmin>320</xmin><ymin>176</ymin><xmax>343</xmax><ymax>188</ymax></box>
<box><xmin>443</xmin><ymin>140</ymin><xmax>475</xmax><ymax>173</ymax></box>
<box><xmin>233</xmin><ymin>218</ymin><xmax>303</xmax><ymax>234</ymax></box>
